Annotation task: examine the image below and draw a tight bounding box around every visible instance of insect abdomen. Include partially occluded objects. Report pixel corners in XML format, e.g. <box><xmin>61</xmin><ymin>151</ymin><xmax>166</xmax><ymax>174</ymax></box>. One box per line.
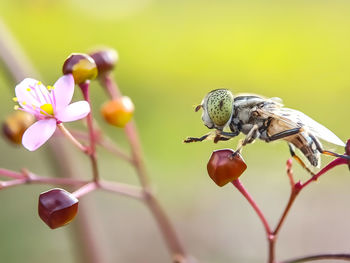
<box><xmin>287</xmin><ymin>133</ymin><xmax>320</xmax><ymax>167</ymax></box>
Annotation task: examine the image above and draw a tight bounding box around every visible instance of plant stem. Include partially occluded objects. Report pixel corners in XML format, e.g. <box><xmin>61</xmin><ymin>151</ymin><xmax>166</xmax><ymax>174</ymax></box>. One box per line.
<box><xmin>300</xmin><ymin>158</ymin><xmax>347</xmax><ymax>189</ymax></box>
<box><xmin>0</xmin><ymin>168</ymin><xmax>25</xmax><ymax>179</ymax></box>
<box><xmin>72</xmin><ymin>182</ymin><xmax>98</xmax><ymax>198</ymax></box>
<box><xmin>79</xmin><ymin>81</ymin><xmax>99</xmax><ymax>182</ymax></box>
<box><xmin>99</xmin><ymin>74</ymin><xmax>121</xmax><ymax>99</ymax></box>
<box><xmin>99</xmin><ymin>180</ymin><xmax>143</xmax><ymax>199</ymax></box>
<box><xmin>100</xmin><ymin>74</ymin><xmax>190</xmax><ymax>262</ymax></box>
<box><xmin>273</xmin><ymin>190</ymin><xmax>298</xmax><ymax>236</ymax></box>
<box><xmin>270</xmin><ymin>158</ymin><xmax>348</xmax><ymax>263</ymax></box>
<box><xmin>55</xmin><ymin>128</ymin><xmax>133</xmax><ymax>163</ymax></box>
<box><xmin>282</xmin><ymin>253</ymin><xmax>350</xmax><ymax>263</ymax></box>
<box><xmin>124</xmin><ymin>121</ymin><xmax>150</xmax><ymax>187</ymax></box>
<box><xmin>57</xmin><ymin>123</ymin><xmax>87</xmax><ymax>153</ymax></box>
<box><xmin>232</xmin><ymin>179</ymin><xmax>272</xmax><ymax>236</ymax></box>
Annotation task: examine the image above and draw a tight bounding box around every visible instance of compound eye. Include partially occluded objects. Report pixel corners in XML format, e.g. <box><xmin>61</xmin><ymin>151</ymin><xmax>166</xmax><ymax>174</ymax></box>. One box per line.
<box><xmin>207</xmin><ymin>90</ymin><xmax>234</xmax><ymax>126</ymax></box>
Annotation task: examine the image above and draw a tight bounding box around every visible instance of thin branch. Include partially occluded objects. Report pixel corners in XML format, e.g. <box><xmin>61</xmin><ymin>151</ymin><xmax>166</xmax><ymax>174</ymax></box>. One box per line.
<box><xmin>273</xmin><ymin>191</ymin><xmax>298</xmax><ymax>236</ymax></box>
<box><xmin>98</xmin><ymin>136</ymin><xmax>133</xmax><ymax>163</ymax></box>
<box><xmin>100</xmin><ymin>74</ymin><xmax>191</xmax><ymax>262</ymax></box>
<box><xmin>0</xmin><ymin>168</ymin><xmax>143</xmax><ymax>201</ymax></box>
<box><xmin>79</xmin><ymin>81</ymin><xmax>99</xmax><ymax>182</ymax></box>
<box><xmin>282</xmin><ymin>253</ymin><xmax>350</xmax><ymax>263</ymax></box>
<box><xmin>56</xmin><ymin>129</ymin><xmax>132</xmax><ymax>163</ymax></box>
<box><xmin>57</xmin><ymin>123</ymin><xmax>88</xmax><ymax>153</ymax></box>
<box><xmin>231</xmin><ymin>179</ymin><xmax>272</xmax><ymax>236</ymax></box>
<box><xmin>0</xmin><ymin>168</ymin><xmax>25</xmax><ymax>179</ymax></box>
<box><xmin>301</xmin><ymin>158</ymin><xmax>347</xmax><ymax>189</ymax></box>
<box><xmin>99</xmin><ymin>180</ymin><xmax>144</xmax><ymax>199</ymax></box>
<box><xmin>72</xmin><ymin>182</ymin><xmax>98</xmax><ymax>198</ymax></box>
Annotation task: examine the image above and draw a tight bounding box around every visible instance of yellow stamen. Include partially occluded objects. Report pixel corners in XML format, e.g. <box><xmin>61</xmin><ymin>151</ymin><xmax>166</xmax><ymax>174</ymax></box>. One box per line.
<box><xmin>12</xmin><ymin>97</ymin><xmax>18</xmax><ymax>102</ymax></box>
<box><xmin>40</xmin><ymin>103</ymin><xmax>54</xmax><ymax>115</ymax></box>
<box><xmin>26</xmin><ymin>88</ymin><xmax>31</xmax><ymax>91</ymax></box>
<box><xmin>37</xmin><ymin>81</ymin><xmax>42</xmax><ymax>85</ymax></box>
<box><xmin>14</xmin><ymin>105</ymin><xmax>19</xmax><ymax>110</ymax></box>
<box><xmin>47</xmin><ymin>85</ymin><xmax>55</xmax><ymax>90</ymax></box>
<box><xmin>22</xmin><ymin>101</ymin><xmax>27</xmax><ymax>105</ymax></box>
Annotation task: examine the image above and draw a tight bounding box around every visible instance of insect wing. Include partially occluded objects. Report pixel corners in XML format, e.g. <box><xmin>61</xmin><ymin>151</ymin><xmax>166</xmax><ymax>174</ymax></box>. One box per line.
<box><xmin>258</xmin><ymin>106</ymin><xmax>345</xmax><ymax>147</ymax></box>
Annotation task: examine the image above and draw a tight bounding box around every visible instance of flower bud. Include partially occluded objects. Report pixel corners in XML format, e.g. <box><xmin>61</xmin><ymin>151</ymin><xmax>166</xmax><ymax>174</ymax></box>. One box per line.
<box><xmin>90</xmin><ymin>48</ymin><xmax>118</xmax><ymax>75</ymax></box>
<box><xmin>101</xmin><ymin>97</ymin><xmax>134</xmax><ymax>127</ymax></box>
<box><xmin>207</xmin><ymin>149</ymin><xmax>247</xmax><ymax>187</ymax></box>
<box><xmin>38</xmin><ymin>188</ymin><xmax>79</xmax><ymax>229</ymax></box>
<box><xmin>62</xmin><ymin>53</ymin><xmax>98</xmax><ymax>84</ymax></box>
<box><xmin>2</xmin><ymin>111</ymin><xmax>35</xmax><ymax>144</ymax></box>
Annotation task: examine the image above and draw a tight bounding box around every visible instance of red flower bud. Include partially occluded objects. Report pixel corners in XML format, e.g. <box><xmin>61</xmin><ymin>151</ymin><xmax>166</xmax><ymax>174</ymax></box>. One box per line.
<box><xmin>207</xmin><ymin>149</ymin><xmax>247</xmax><ymax>187</ymax></box>
<box><xmin>90</xmin><ymin>48</ymin><xmax>118</xmax><ymax>75</ymax></box>
<box><xmin>38</xmin><ymin>188</ymin><xmax>79</xmax><ymax>229</ymax></box>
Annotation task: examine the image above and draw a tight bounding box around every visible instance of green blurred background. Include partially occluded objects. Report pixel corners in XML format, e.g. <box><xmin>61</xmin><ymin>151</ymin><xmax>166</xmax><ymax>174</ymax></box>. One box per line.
<box><xmin>1</xmin><ymin>0</ymin><xmax>350</xmax><ymax>262</ymax></box>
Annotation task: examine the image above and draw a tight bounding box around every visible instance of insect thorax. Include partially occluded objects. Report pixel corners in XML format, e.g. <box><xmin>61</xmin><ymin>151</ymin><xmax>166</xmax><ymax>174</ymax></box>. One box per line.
<box><xmin>229</xmin><ymin>96</ymin><xmax>268</xmax><ymax>136</ymax></box>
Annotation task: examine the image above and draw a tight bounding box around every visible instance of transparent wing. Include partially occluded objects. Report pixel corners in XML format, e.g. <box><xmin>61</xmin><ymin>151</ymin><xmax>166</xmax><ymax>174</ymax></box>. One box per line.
<box><xmin>257</xmin><ymin>104</ymin><xmax>345</xmax><ymax>147</ymax></box>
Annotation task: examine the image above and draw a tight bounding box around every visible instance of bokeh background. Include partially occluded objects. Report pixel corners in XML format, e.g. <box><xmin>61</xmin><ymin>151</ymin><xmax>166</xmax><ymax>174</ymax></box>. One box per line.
<box><xmin>1</xmin><ymin>1</ymin><xmax>350</xmax><ymax>262</ymax></box>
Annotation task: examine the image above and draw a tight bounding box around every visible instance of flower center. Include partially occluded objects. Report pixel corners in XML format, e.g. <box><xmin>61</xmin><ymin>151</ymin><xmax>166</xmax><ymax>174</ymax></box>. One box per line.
<box><xmin>40</xmin><ymin>103</ymin><xmax>54</xmax><ymax>116</ymax></box>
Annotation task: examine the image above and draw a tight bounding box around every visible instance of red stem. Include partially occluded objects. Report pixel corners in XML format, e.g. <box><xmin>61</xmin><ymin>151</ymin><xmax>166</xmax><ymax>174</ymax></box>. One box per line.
<box><xmin>79</xmin><ymin>81</ymin><xmax>99</xmax><ymax>182</ymax></box>
<box><xmin>281</xmin><ymin>253</ymin><xmax>350</xmax><ymax>263</ymax></box>
<box><xmin>231</xmin><ymin>180</ymin><xmax>272</xmax><ymax>236</ymax></box>
<box><xmin>301</xmin><ymin>157</ymin><xmax>347</xmax><ymax>189</ymax></box>
<box><xmin>232</xmin><ymin>156</ymin><xmax>349</xmax><ymax>263</ymax></box>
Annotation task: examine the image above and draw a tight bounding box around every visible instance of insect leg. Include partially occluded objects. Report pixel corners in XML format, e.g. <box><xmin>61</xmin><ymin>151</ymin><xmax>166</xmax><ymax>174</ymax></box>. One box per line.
<box><xmin>288</xmin><ymin>143</ymin><xmax>315</xmax><ymax>176</ymax></box>
<box><xmin>233</xmin><ymin>125</ymin><xmax>259</xmax><ymax>155</ymax></box>
<box><xmin>219</xmin><ymin>131</ymin><xmax>240</xmax><ymax>138</ymax></box>
<box><xmin>184</xmin><ymin>133</ymin><xmax>210</xmax><ymax>143</ymax></box>
<box><xmin>211</xmin><ymin>130</ymin><xmax>240</xmax><ymax>143</ymax></box>
<box><xmin>242</xmin><ymin>125</ymin><xmax>259</xmax><ymax>146</ymax></box>
<box><xmin>213</xmin><ymin>135</ymin><xmax>232</xmax><ymax>143</ymax></box>
<box><xmin>309</xmin><ymin>134</ymin><xmax>350</xmax><ymax>161</ymax></box>
<box><xmin>266</xmin><ymin>128</ymin><xmax>302</xmax><ymax>142</ymax></box>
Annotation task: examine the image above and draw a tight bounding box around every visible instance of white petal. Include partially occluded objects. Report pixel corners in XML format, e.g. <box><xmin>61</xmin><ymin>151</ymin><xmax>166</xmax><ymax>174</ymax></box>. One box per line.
<box><xmin>52</xmin><ymin>74</ymin><xmax>75</xmax><ymax>111</ymax></box>
<box><xmin>22</xmin><ymin>119</ymin><xmax>57</xmax><ymax>151</ymax></box>
<box><xmin>56</xmin><ymin>101</ymin><xmax>90</xmax><ymax>122</ymax></box>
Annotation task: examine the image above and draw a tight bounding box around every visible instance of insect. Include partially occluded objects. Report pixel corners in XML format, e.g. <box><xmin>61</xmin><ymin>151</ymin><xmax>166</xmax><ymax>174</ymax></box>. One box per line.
<box><xmin>184</xmin><ymin>89</ymin><xmax>349</xmax><ymax>174</ymax></box>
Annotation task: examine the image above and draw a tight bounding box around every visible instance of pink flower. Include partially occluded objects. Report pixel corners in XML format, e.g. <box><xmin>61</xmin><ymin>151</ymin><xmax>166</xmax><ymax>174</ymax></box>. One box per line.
<box><xmin>14</xmin><ymin>74</ymin><xmax>90</xmax><ymax>151</ymax></box>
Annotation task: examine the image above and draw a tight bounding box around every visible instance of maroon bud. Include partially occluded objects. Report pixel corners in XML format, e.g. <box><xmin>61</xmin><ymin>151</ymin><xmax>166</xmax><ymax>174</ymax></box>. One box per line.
<box><xmin>62</xmin><ymin>53</ymin><xmax>98</xmax><ymax>84</ymax></box>
<box><xmin>38</xmin><ymin>188</ymin><xmax>79</xmax><ymax>229</ymax></box>
<box><xmin>207</xmin><ymin>149</ymin><xmax>247</xmax><ymax>187</ymax></box>
<box><xmin>90</xmin><ymin>48</ymin><xmax>118</xmax><ymax>75</ymax></box>
<box><xmin>345</xmin><ymin>139</ymin><xmax>350</xmax><ymax>170</ymax></box>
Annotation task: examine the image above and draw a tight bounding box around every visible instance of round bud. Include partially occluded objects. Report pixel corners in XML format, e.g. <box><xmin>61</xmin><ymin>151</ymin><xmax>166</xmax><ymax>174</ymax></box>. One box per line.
<box><xmin>101</xmin><ymin>97</ymin><xmax>134</xmax><ymax>128</ymax></box>
<box><xmin>38</xmin><ymin>188</ymin><xmax>79</xmax><ymax>229</ymax></box>
<box><xmin>62</xmin><ymin>53</ymin><xmax>98</xmax><ymax>84</ymax></box>
<box><xmin>207</xmin><ymin>149</ymin><xmax>247</xmax><ymax>187</ymax></box>
<box><xmin>90</xmin><ymin>49</ymin><xmax>118</xmax><ymax>75</ymax></box>
<box><xmin>206</xmin><ymin>89</ymin><xmax>234</xmax><ymax>127</ymax></box>
<box><xmin>2</xmin><ymin>111</ymin><xmax>35</xmax><ymax>144</ymax></box>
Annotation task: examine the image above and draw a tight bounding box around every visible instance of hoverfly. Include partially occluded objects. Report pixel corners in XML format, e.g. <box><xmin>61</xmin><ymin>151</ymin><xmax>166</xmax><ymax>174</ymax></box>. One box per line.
<box><xmin>184</xmin><ymin>89</ymin><xmax>349</xmax><ymax>174</ymax></box>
